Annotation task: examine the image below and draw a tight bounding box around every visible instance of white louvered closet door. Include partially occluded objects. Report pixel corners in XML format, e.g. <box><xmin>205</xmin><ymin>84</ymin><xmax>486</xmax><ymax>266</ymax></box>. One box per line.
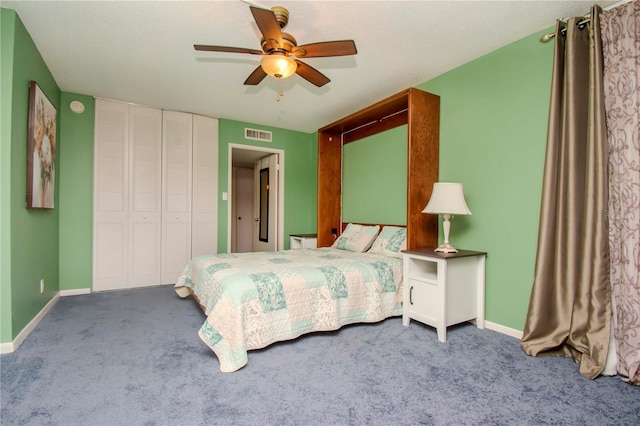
<box><xmin>162</xmin><ymin>111</ymin><xmax>193</xmax><ymax>284</ymax></box>
<box><xmin>93</xmin><ymin>100</ymin><xmax>130</xmax><ymax>291</ymax></box>
<box><xmin>192</xmin><ymin>115</ymin><xmax>219</xmax><ymax>257</ymax></box>
<box><xmin>128</xmin><ymin>105</ymin><xmax>162</xmax><ymax>287</ymax></box>
<box><xmin>94</xmin><ymin>102</ymin><xmax>218</xmax><ymax>290</ymax></box>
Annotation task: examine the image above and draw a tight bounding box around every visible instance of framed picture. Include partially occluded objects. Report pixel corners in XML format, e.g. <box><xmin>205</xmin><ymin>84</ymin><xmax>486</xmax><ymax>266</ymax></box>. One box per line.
<box><xmin>26</xmin><ymin>81</ymin><xmax>57</xmax><ymax>209</ymax></box>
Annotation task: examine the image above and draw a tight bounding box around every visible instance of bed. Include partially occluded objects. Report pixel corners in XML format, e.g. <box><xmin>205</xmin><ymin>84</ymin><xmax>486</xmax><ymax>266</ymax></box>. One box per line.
<box><xmin>175</xmin><ymin>224</ymin><xmax>407</xmax><ymax>372</ymax></box>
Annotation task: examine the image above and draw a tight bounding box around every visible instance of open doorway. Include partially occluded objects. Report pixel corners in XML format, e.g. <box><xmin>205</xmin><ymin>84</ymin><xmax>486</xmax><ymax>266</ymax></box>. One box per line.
<box><xmin>228</xmin><ymin>144</ymin><xmax>285</xmax><ymax>253</ymax></box>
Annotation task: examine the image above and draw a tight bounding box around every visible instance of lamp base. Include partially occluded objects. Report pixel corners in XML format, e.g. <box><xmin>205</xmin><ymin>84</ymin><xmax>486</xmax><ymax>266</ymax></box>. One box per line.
<box><xmin>434</xmin><ymin>243</ymin><xmax>458</xmax><ymax>253</ymax></box>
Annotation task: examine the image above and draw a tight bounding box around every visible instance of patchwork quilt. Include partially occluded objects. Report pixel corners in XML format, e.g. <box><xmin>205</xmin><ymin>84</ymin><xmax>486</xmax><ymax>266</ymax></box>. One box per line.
<box><xmin>175</xmin><ymin>248</ymin><xmax>403</xmax><ymax>372</ymax></box>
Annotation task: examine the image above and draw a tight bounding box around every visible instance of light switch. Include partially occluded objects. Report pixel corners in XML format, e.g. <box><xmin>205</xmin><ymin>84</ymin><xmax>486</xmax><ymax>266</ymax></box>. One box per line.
<box><xmin>222</xmin><ymin>192</ymin><xmax>228</xmax><ymax>201</ymax></box>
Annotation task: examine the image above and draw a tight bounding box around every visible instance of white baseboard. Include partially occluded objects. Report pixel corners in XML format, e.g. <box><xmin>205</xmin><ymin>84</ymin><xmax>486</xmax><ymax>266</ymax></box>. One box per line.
<box><xmin>0</xmin><ymin>341</ymin><xmax>13</xmax><ymax>354</ymax></box>
<box><xmin>485</xmin><ymin>320</ymin><xmax>523</xmax><ymax>340</ymax></box>
<box><xmin>59</xmin><ymin>288</ymin><xmax>91</xmax><ymax>297</ymax></box>
<box><xmin>0</xmin><ymin>292</ymin><xmax>60</xmax><ymax>354</ymax></box>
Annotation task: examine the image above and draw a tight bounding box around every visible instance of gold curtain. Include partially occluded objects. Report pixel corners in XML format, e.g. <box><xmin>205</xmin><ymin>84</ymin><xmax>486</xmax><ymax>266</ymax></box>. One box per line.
<box><xmin>521</xmin><ymin>6</ymin><xmax>611</xmax><ymax>379</ymax></box>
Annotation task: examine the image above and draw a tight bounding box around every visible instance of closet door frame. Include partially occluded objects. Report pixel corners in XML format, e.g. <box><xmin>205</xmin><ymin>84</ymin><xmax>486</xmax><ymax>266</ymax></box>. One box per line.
<box><xmin>227</xmin><ymin>144</ymin><xmax>285</xmax><ymax>252</ymax></box>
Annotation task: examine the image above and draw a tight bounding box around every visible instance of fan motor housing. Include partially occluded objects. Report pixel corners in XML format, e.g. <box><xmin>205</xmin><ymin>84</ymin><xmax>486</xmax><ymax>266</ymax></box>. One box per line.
<box><xmin>261</xmin><ymin>32</ymin><xmax>297</xmax><ymax>53</ymax></box>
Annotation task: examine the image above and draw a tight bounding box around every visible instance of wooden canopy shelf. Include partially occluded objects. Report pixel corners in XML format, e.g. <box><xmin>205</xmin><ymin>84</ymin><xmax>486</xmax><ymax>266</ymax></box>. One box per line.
<box><xmin>317</xmin><ymin>88</ymin><xmax>440</xmax><ymax>249</ymax></box>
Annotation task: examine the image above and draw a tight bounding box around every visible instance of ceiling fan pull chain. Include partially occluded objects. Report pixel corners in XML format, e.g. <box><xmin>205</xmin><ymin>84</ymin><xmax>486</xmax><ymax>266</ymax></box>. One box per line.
<box><xmin>276</xmin><ymin>78</ymin><xmax>283</xmax><ymax>102</ymax></box>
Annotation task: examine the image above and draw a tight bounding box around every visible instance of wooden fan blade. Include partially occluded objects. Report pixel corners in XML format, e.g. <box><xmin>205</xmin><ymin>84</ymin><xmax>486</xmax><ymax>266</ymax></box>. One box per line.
<box><xmin>194</xmin><ymin>45</ymin><xmax>263</xmax><ymax>55</ymax></box>
<box><xmin>244</xmin><ymin>65</ymin><xmax>268</xmax><ymax>85</ymax></box>
<box><xmin>295</xmin><ymin>60</ymin><xmax>330</xmax><ymax>87</ymax></box>
<box><xmin>250</xmin><ymin>6</ymin><xmax>283</xmax><ymax>51</ymax></box>
<box><xmin>291</xmin><ymin>40</ymin><xmax>357</xmax><ymax>58</ymax></box>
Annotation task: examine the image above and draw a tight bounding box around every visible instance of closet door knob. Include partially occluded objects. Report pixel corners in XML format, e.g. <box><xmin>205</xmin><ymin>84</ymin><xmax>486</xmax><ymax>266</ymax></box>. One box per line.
<box><xmin>175</xmin><ymin>216</ymin><xmax>179</xmax><ymax>220</ymax></box>
<box><xmin>143</xmin><ymin>216</ymin><xmax>147</xmax><ymax>219</ymax></box>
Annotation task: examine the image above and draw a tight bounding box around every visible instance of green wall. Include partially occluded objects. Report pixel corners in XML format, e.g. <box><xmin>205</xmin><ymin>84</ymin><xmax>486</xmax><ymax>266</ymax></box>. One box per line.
<box><xmin>59</xmin><ymin>93</ymin><xmax>95</xmax><ymax>291</ymax></box>
<box><xmin>1</xmin><ymin>8</ymin><xmax>61</xmax><ymax>342</ymax></box>
<box><xmin>217</xmin><ymin>119</ymin><xmax>318</xmax><ymax>251</ymax></box>
<box><xmin>1</xmin><ymin>8</ymin><xmax>17</xmax><ymax>343</ymax></box>
<box><xmin>342</xmin><ymin>125</ymin><xmax>407</xmax><ymax>224</ymax></box>
<box><xmin>418</xmin><ymin>29</ymin><xmax>553</xmax><ymax>331</ymax></box>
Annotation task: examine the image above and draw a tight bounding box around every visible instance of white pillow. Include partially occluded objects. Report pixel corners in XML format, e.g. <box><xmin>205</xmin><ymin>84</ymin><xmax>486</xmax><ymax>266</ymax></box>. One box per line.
<box><xmin>331</xmin><ymin>223</ymin><xmax>380</xmax><ymax>252</ymax></box>
<box><xmin>368</xmin><ymin>226</ymin><xmax>407</xmax><ymax>258</ymax></box>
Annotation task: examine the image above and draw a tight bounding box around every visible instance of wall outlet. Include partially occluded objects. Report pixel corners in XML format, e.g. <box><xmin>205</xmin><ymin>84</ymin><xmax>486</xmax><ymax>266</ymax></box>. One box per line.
<box><xmin>40</xmin><ymin>279</ymin><xmax>44</xmax><ymax>294</ymax></box>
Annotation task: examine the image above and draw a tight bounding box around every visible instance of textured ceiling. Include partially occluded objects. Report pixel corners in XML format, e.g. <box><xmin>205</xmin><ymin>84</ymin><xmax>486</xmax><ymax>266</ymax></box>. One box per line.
<box><xmin>4</xmin><ymin>0</ymin><xmax>617</xmax><ymax>133</ymax></box>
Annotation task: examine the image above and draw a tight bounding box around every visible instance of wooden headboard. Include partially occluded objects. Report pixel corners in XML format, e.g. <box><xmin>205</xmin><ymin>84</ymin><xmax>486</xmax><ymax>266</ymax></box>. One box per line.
<box><xmin>317</xmin><ymin>88</ymin><xmax>439</xmax><ymax>250</ymax></box>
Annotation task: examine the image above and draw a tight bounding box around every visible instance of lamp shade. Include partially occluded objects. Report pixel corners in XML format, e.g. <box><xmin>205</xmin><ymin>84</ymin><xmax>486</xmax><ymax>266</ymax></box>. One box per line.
<box><xmin>260</xmin><ymin>53</ymin><xmax>297</xmax><ymax>79</ymax></box>
<box><xmin>422</xmin><ymin>182</ymin><xmax>472</xmax><ymax>215</ymax></box>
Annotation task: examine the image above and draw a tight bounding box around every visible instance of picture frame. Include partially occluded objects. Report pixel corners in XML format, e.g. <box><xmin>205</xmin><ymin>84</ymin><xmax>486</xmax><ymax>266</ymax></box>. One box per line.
<box><xmin>26</xmin><ymin>80</ymin><xmax>57</xmax><ymax>209</ymax></box>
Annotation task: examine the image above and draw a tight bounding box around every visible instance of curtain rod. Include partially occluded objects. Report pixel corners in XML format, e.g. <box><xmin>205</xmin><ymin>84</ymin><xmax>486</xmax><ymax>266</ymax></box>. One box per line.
<box><xmin>539</xmin><ymin>0</ymin><xmax>631</xmax><ymax>43</ymax></box>
<box><xmin>539</xmin><ymin>17</ymin><xmax>590</xmax><ymax>42</ymax></box>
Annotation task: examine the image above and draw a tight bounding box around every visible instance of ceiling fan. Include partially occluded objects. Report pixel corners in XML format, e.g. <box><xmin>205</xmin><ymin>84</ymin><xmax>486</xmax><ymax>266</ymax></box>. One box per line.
<box><xmin>194</xmin><ymin>5</ymin><xmax>357</xmax><ymax>89</ymax></box>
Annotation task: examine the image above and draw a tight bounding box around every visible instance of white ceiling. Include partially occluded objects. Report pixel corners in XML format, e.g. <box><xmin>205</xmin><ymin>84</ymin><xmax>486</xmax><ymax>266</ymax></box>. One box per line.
<box><xmin>4</xmin><ymin>0</ymin><xmax>616</xmax><ymax>133</ymax></box>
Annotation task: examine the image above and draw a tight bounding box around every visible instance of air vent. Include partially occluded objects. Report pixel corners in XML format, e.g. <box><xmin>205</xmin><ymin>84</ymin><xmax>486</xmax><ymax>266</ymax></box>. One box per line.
<box><xmin>245</xmin><ymin>128</ymin><xmax>272</xmax><ymax>142</ymax></box>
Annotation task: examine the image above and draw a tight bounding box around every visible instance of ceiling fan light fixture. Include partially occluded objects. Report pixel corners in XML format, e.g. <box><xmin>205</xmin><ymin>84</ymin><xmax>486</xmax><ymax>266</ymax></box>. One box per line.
<box><xmin>260</xmin><ymin>54</ymin><xmax>297</xmax><ymax>79</ymax></box>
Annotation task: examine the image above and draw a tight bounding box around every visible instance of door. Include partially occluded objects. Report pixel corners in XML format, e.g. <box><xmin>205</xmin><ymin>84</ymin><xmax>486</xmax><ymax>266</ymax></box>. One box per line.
<box><xmin>234</xmin><ymin>167</ymin><xmax>254</xmax><ymax>252</ymax></box>
<box><xmin>128</xmin><ymin>105</ymin><xmax>162</xmax><ymax>287</ymax></box>
<box><xmin>93</xmin><ymin>100</ymin><xmax>130</xmax><ymax>291</ymax></box>
<box><xmin>161</xmin><ymin>111</ymin><xmax>193</xmax><ymax>284</ymax></box>
<box><xmin>191</xmin><ymin>115</ymin><xmax>218</xmax><ymax>257</ymax></box>
<box><xmin>253</xmin><ymin>154</ymin><xmax>278</xmax><ymax>251</ymax></box>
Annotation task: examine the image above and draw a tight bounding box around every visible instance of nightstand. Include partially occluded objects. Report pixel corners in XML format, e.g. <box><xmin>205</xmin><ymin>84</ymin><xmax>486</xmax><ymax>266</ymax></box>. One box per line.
<box><xmin>402</xmin><ymin>248</ymin><xmax>486</xmax><ymax>342</ymax></box>
<box><xmin>289</xmin><ymin>234</ymin><xmax>317</xmax><ymax>249</ymax></box>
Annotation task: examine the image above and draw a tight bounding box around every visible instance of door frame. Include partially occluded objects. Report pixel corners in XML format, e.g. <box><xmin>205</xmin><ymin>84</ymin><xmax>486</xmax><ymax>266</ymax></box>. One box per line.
<box><xmin>227</xmin><ymin>144</ymin><xmax>285</xmax><ymax>252</ymax></box>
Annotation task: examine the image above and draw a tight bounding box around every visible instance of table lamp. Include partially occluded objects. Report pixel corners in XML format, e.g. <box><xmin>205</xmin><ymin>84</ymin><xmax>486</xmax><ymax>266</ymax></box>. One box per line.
<box><xmin>422</xmin><ymin>182</ymin><xmax>472</xmax><ymax>253</ymax></box>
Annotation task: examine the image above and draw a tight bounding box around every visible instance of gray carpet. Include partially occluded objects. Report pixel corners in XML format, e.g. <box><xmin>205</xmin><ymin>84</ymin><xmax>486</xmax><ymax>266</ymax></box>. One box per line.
<box><xmin>1</xmin><ymin>285</ymin><xmax>637</xmax><ymax>425</ymax></box>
